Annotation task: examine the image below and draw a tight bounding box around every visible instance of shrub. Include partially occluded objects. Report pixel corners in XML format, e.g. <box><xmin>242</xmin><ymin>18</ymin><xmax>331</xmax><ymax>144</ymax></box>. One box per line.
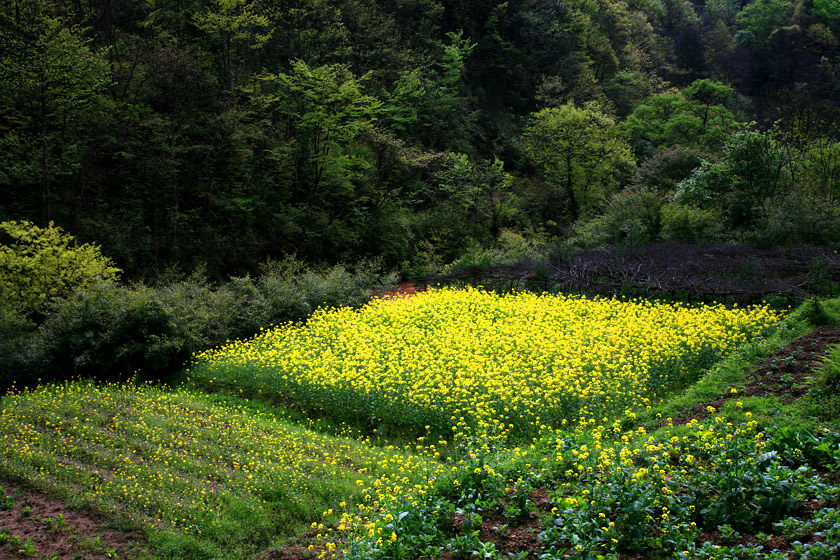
<box><xmin>0</xmin><ymin>221</ymin><xmax>120</xmax><ymax>315</ymax></box>
<box><xmin>29</xmin><ymin>282</ymin><xmax>185</xmax><ymax>382</ymax></box>
<box><xmin>660</xmin><ymin>203</ymin><xmax>723</xmax><ymax>242</ymax></box>
<box><xmin>751</xmin><ymin>193</ymin><xmax>840</xmax><ymax>246</ymax></box>
<box><xmin>258</xmin><ymin>257</ymin><xmax>397</xmax><ymax>322</ymax></box>
<box><xmin>567</xmin><ymin>188</ymin><xmax>662</xmax><ymax>249</ymax></box>
<box><xmin>0</xmin><ymin>258</ymin><xmax>398</xmax><ymax>388</ymax></box>
<box><xmin>633</xmin><ymin>145</ymin><xmax>709</xmax><ymax>193</ymax></box>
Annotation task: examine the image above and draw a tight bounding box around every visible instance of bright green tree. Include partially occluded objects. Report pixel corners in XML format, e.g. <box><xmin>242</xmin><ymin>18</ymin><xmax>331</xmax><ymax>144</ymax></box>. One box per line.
<box><xmin>813</xmin><ymin>0</ymin><xmax>840</xmax><ymax>25</ymax></box>
<box><xmin>0</xmin><ymin>221</ymin><xmax>121</xmax><ymax>314</ymax></box>
<box><xmin>735</xmin><ymin>0</ymin><xmax>794</xmax><ymax>46</ymax></box>
<box><xmin>256</xmin><ymin>60</ymin><xmax>381</xmax><ymax>198</ymax></box>
<box><xmin>623</xmin><ymin>79</ymin><xmax>737</xmax><ymax>158</ymax></box>
<box><xmin>251</xmin><ymin>60</ymin><xmax>381</xmax><ymax>258</ymax></box>
<box><xmin>525</xmin><ymin>102</ymin><xmax>634</xmax><ymax>220</ymax></box>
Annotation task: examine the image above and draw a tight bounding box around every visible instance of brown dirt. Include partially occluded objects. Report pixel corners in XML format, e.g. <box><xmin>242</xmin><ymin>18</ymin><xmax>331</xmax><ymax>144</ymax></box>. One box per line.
<box><xmin>529</xmin><ymin>488</ymin><xmax>551</xmax><ymax>511</ymax></box>
<box><xmin>436</xmin><ymin>242</ymin><xmax>840</xmax><ymax>304</ymax></box>
<box><xmin>256</xmin><ymin>527</ymin><xmax>339</xmax><ymax>560</ymax></box>
<box><xmin>672</xmin><ymin>325</ymin><xmax>840</xmax><ymax>425</ymax></box>
<box><xmin>0</xmin><ymin>479</ymin><xmax>147</xmax><ymax>559</ymax></box>
<box><xmin>377</xmin><ymin>281</ymin><xmax>425</xmax><ymax>299</ymax></box>
<box><xmin>257</xmin><ymin>545</ymin><xmax>336</xmax><ymax>560</ymax></box>
<box><xmin>479</xmin><ymin>516</ymin><xmax>542</xmax><ymax>557</ymax></box>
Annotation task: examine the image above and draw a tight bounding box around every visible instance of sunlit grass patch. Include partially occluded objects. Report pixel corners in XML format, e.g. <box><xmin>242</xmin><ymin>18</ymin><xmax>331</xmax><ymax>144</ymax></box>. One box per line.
<box><xmin>0</xmin><ymin>381</ymin><xmax>432</xmax><ymax>558</ymax></box>
<box><xmin>189</xmin><ymin>288</ymin><xmax>781</xmax><ymax>438</ymax></box>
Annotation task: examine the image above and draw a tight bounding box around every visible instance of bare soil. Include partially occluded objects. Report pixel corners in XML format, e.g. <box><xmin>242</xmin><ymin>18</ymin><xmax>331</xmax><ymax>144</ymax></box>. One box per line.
<box><xmin>0</xmin><ymin>479</ymin><xmax>147</xmax><ymax>559</ymax></box>
<box><xmin>438</xmin><ymin>242</ymin><xmax>840</xmax><ymax>304</ymax></box>
<box><xmin>673</xmin><ymin>325</ymin><xmax>840</xmax><ymax>425</ymax></box>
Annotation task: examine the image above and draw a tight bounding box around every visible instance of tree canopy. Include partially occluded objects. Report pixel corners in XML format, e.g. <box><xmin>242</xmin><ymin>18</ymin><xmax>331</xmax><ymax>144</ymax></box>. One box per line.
<box><xmin>0</xmin><ymin>0</ymin><xmax>838</xmax><ymax>277</ymax></box>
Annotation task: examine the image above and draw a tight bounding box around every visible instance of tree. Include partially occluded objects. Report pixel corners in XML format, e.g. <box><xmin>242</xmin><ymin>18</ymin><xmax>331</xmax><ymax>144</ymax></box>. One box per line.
<box><xmin>0</xmin><ymin>7</ymin><xmax>108</xmax><ymax>225</ymax></box>
<box><xmin>413</xmin><ymin>30</ymin><xmax>477</xmax><ymax>152</ymax></box>
<box><xmin>735</xmin><ymin>0</ymin><xmax>794</xmax><ymax>47</ymax></box>
<box><xmin>801</xmin><ymin>136</ymin><xmax>840</xmax><ymax>220</ymax></box>
<box><xmin>524</xmin><ymin>102</ymin><xmax>634</xmax><ymax>220</ymax></box>
<box><xmin>252</xmin><ymin>60</ymin><xmax>381</xmax><ymax>259</ymax></box>
<box><xmin>256</xmin><ymin>60</ymin><xmax>381</xmax><ymax>199</ymax></box>
<box><xmin>438</xmin><ymin>154</ymin><xmax>516</xmax><ymax>239</ymax></box>
<box><xmin>192</xmin><ymin>0</ymin><xmax>271</xmax><ymax>89</ymax></box>
<box><xmin>0</xmin><ymin>220</ymin><xmax>120</xmax><ymax>314</ymax></box>
<box><xmin>812</xmin><ymin>0</ymin><xmax>840</xmax><ymax>27</ymax></box>
<box><xmin>674</xmin><ymin>127</ymin><xmax>796</xmax><ymax>230</ymax></box>
<box><xmin>623</xmin><ymin>79</ymin><xmax>737</xmax><ymax>158</ymax></box>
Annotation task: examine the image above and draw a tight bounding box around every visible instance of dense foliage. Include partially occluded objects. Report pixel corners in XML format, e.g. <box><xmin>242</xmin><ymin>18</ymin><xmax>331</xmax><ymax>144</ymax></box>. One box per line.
<box><xmin>0</xmin><ymin>255</ymin><xmax>396</xmax><ymax>390</ymax></box>
<box><xmin>0</xmin><ymin>220</ymin><xmax>120</xmax><ymax>314</ymax></box>
<box><xmin>1</xmin><ymin>0</ymin><xmax>839</xmax><ymax>279</ymax></box>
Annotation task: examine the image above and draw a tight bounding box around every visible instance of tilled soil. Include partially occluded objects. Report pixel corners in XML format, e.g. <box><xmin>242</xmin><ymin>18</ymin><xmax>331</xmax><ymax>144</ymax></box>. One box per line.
<box><xmin>673</xmin><ymin>325</ymin><xmax>840</xmax><ymax>425</ymax></box>
<box><xmin>0</xmin><ymin>479</ymin><xmax>146</xmax><ymax>559</ymax></box>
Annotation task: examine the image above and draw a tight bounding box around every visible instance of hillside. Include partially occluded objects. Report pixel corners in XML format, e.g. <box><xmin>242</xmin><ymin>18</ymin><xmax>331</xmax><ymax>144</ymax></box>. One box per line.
<box><xmin>2</xmin><ymin>1</ymin><xmax>840</xmax><ymax>557</ymax></box>
<box><xmin>1</xmin><ymin>0</ymin><xmax>839</xmax><ymax>278</ymax></box>
<box><xmin>0</xmin><ymin>294</ymin><xmax>838</xmax><ymax>559</ymax></box>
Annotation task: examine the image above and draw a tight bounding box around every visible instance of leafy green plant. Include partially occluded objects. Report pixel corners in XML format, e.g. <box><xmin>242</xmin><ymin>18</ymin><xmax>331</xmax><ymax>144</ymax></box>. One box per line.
<box><xmin>717</xmin><ymin>523</ymin><xmax>740</xmax><ymax>544</ymax></box>
<box><xmin>660</xmin><ymin>203</ymin><xmax>722</xmax><ymax>242</ymax></box>
<box><xmin>503</xmin><ymin>480</ymin><xmax>533</xmax><ymax>523</ymax></box>
<box><xmin>767</xmin><ymin>426</ymin><xmax>840</xmax><ymax>472</ymax></box>
<box><xmin>0</xmin><ymin>220</ymin><xmax>120</xmax><ymax>315</ymax></box>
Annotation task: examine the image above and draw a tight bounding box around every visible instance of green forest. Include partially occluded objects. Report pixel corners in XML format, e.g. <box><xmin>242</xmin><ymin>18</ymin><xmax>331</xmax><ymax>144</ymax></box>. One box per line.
<box><xmin>2</xmin><ymin>0</ymin><xmax>839</xmax><ymax>278</ymax></box>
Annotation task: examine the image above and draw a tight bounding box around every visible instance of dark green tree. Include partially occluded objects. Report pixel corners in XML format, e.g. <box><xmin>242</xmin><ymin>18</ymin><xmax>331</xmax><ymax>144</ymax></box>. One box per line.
<box><xmin>192</xmin><ymin>0</ymin><xmax>271</xmax><ymax>89</ymax></box>
<box><xmin>0</xmin><ymin>6</ymin><xmax>108</xmax><ymax>225</ymax></box>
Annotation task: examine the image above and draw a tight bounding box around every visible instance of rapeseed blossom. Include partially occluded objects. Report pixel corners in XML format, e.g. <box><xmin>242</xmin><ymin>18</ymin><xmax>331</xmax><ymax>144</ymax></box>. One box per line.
<box><xmin>191</xmin><ymin>288</ymin><xmax>780</xmax><ymax>437</ymax></box>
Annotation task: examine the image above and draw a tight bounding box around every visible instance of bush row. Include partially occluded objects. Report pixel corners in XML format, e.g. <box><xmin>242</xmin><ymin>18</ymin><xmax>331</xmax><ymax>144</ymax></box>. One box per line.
<box><xmin>0</xmin><ymin>258</ymin><xmax>397</xmax><ymax>389</ymax></box>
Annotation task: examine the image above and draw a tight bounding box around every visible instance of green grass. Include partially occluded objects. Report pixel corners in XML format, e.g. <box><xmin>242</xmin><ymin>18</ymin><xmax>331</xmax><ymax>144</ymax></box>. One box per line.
<box><xmin>0</xmin><ymin>382</ymin><xmax>432</xmax><ymax>559</ymax></box>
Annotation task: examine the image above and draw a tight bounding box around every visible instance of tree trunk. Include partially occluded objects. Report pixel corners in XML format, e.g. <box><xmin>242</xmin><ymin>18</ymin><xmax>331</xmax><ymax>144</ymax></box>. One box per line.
<box><xmin>41</xmin><ymin>98</ymin><xmax>51</xmax><ymax>225</ymax></box>
<box><xmin>566</xmin><ymin>153</ymin><xmax>579</xmax><ymax>220</ymax></box>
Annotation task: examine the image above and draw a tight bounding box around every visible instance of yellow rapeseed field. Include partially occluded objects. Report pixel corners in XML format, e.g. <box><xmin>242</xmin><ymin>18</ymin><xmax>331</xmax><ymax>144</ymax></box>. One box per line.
<box><xmin>191</xmin><ymin>288</ymin><xmax>781</xmax><ymax>436</ymax></box>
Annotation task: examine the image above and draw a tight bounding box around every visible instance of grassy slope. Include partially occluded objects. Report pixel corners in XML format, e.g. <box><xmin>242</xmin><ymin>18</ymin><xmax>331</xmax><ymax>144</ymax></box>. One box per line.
<box><xmin>0</xmin><ymin>298</ymin><xmax>838</xmax><ymax>559</ymax></box>
<box><xmin>0</xmin><ymin>383</ymin><xmax>433</xmax><ymax>559</ymax></box>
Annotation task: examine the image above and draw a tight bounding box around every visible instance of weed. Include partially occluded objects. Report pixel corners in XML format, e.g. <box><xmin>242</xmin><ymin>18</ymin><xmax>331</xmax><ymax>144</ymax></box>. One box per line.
<box><xmin>717</xmin><ymin>523</ymin><xmax>740</xmax><ymax>544</ymax></box>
